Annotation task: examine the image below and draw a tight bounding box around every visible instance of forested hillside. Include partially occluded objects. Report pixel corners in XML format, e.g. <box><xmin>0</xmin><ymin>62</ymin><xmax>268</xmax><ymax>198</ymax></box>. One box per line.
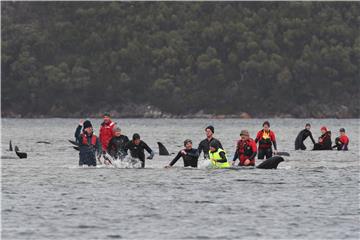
<box><xmin>2</xmin><ymin>2</ymin><xmax>359</xmax><ymax>118</ymax></box>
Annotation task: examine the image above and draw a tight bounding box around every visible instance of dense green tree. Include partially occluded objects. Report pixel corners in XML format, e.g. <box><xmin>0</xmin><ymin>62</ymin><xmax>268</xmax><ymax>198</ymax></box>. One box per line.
<box><xmin>1</xmin><ymin>2</ymin><xmax>359</xmax><ymax>117</ymax></box>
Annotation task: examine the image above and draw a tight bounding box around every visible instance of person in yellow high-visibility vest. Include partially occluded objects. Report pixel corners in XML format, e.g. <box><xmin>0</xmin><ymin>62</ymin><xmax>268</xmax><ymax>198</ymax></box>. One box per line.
<box><xmin>208</xmin><ymin>141</ymin><xmax>230</xmax><ymax>168</ymax></box>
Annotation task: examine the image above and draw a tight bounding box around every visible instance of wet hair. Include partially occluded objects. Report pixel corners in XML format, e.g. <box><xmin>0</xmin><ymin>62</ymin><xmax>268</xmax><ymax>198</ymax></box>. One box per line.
<box><xmin>132</xmin><ymin>133</ymin><xmax>140</xmax><ymax>140</ymax></box>
<box><xmin>205</xmin><ymin>125</ymin><xmax>214</xmax><ymax>133</ymax></box>
<box><xmin>263</xmin><ymin>121</ymin><xmax>270</xmax><ymax>127</ymax></box>
<box><xmin>184</xmin><ymin>139</ymin><xmax>192</xmax><ymax>146</ymax></box>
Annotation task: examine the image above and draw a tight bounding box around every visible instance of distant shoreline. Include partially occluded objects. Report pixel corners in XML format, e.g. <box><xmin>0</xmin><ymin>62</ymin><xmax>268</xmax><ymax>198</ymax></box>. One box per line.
<box><xmin>3</xmin><ymin>103</ymin><xmax>358</xmax><ymax>119</ymax></box>
<box><xmin>1</xmin><ymin>114</ymin><xmax>358</xmax><ymax>119</ymax></box>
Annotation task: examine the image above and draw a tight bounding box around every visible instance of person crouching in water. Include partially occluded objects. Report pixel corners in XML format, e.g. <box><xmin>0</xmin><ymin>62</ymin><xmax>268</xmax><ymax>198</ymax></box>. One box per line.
<box><xmin>255</xmin><ymin>121</ymin><xmax>277</xmax><ymax>159</ymax></box>
<box><xmin>107</xmin><ymin>127</ymin><xmax>129</xmax><ymax>160</ymax></box>
<box><xmin>165</xmin><ymin>139</ymin><xmax>199</xmax><ymax>168</ymax></box>
<box><xmin>74</xmin><ymin>119</ymin><xmax>101</xmax><ymax>166</ymax></box>
<box><xmin>333</xmin><ymin>128</ymin><xmax>349</xmax><ymax>151</ymax></box>
<box><xmin>209</xmin><ymin>141</ymin><xmax>230</xmax><ymax>168</ymax></box>
<box><xmin>124</xmin><ymin>133</ymin><xmax>154</xmax><ymax>168</ymax></box>
<box><xmin>295</xmin><ymin>123</ymin><xmax>316</xmax><ymax>150</ymax></box>
<box><xmin>313</xmin><ymin>126</ymin><xmax>332</xmax><ymax>150</ymax></box>
<box><xmin>232</xmin><ymin>130</ymin><xmax>257</xmax><ymax>167</ymax></box>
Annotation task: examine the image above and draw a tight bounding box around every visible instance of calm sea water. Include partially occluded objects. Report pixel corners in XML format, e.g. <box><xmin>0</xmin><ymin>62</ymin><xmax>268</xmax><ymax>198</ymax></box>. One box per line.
<box><xmin>1</xmin><ymin>118</ymin><xmax>359</xmax><ymax>239</ymax></box>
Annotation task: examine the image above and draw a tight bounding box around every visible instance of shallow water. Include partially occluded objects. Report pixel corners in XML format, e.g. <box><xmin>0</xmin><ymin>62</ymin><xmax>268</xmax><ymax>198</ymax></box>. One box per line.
<box><xmin>1</xmin><ymin>118</ymin><xmax>359</xmax><ymax>239</ymax></box>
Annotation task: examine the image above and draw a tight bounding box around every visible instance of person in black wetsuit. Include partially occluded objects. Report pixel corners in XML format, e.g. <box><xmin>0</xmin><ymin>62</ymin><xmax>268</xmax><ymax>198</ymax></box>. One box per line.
<box><xmin>124</xmin><ymin>133</ymin><xmax>154</xmax><ymax>168</ymax></box>
<box><xmin>197</xmin><ymin>125</ymin><xmax>223</xmax><ymax>159</ymax></box>
<box><xmin>295</xmin><ymin>123</ymin><xmax>316</xmax><ymax>150</ymax></box>
<box><xmin>107</xmin><ymin>127</ymin><xmax>129</xmax><ymax>159</ymax></box>
<box><xmin>165</xmin><ymin>139</ymin><xmax>199</xmax><ymax>168</ymax></box>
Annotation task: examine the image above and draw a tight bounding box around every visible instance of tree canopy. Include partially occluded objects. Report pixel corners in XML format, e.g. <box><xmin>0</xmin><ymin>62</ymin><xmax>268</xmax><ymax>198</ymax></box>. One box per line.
<box><xmin>2</xmin><ymin>2</ymin><xmax>359</xmax><ymax>117</ymax></box>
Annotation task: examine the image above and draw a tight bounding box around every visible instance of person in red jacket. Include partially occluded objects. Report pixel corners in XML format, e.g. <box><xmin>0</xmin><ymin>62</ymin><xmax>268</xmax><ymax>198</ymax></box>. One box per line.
<box><xmin>333</xmin><ymin>128</ymin><xmax>349</xmax><ymax>151</ymax></box>
<box><xmin>99</xmin><ymin>112</ymin><xmax>116</xmax><ymax>152</ymax></box>
<box><xmin>255</xmin><ymin>121</ymin><xmax>277</xmax><ymax>159</ymax></box>
<box><xmin>313</xmin><ymin>126</ymin><xmax>332</xmax><ymax>150</ymax></box>
<box><xmin>232</xmin><ymin>130</ymin><xmax>257</xmax><ymax>166</ymax></box>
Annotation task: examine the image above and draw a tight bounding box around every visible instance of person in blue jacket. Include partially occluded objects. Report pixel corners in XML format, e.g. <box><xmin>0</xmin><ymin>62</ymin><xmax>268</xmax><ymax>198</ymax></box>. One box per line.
<box><xmin>74</xmin><ymin>119</ymin><xmax>102</xmax><ymax>166</ymax></box>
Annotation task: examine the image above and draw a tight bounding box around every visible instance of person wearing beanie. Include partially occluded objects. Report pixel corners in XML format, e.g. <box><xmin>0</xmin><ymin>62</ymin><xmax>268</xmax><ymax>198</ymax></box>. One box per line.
<box><xmin>124</xmin><ymin>133</ymin><xmax>154</xmax><ymax>168</ymax></box>
<box><xmin>295</xmin><ymin>123</ymin><xmax>316</xmax><ymax>150</ymax></box>
<box><xmin>208</xmin><ymin>140</ymin><xmax>230</xmax><ymax>168</ymax></box>
<box><xmin>197</xmin><ymin>125</ymin><xmax>223</xmax><ymax>159</ymax></box>
<box><xmin>83</xmin><ymin>120</ymin><xmax>92</xmax><ymax>129</ymax></box>
<box><xmin>232</xmin><ymin>130</ymin><xmax>257</xmax><ymax>166</ymax></box>
<box><xmin>74</xmin><ymin>119</ymin><xmax>102</xmax><ymax>166</ymax></box>
<box><xmin>165</xmin><ymin>139</ymin><xmax>199</xmax><ymax>168</ymax></box>
<box><xmin>107</xmin><ymin>127</ymin><xmax>130</xmax><ymax>159</ymax></box>
<box><xmin>255</xmin><ymin>121</ymin><xmax>277</xmax><ymax>159</ymax></box>
<box><xmin>333</xmin><ymin>128</ymin><xmax>349</xmax><ymax>150</ymax></box>
<box><xmin>99</xmin><ymin>112</ymin><xmax>116</xmax><ymax>152</ymax></box>
<box><xmin>313</xmin><ymin>126</ymin><xmax>332</xmax><ymax>150</ymax></box>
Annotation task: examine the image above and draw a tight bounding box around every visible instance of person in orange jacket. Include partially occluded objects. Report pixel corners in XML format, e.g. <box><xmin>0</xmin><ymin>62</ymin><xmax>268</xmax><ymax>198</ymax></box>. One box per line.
<box><xmin>255</xmin><ymin>121</ymin><xmax>277</xmax><ymax>159</ymax></box>
<box><xmin>232</xmin><ymin>130</ymin><xmax>257</xmax><ymax>166</ymax></box>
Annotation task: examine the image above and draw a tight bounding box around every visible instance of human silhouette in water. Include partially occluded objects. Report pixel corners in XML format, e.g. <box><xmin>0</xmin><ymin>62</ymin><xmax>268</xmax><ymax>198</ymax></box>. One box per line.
<box><xmin>295</xmin><ymin>123</ymin><xmax>316</xmax><ymax>150</ymax></box>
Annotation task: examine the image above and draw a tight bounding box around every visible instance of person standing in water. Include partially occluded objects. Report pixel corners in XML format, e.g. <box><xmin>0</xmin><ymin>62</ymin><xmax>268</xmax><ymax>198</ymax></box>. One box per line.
<box><xmin>209</xmin><ymin>141</ymin><xmax>230</xmax><ymax>168</ymax></box>
<box><xmin>107</xmin><ymin>127</ymin><xmax>130</xmax><ymax>159</ymax></box>
<box><xmin>75</xmin><ymin>119</ymin><xmax>102</xmax><ymax>166</ymax></box>
<box><xmin>313</xmin><ymin>126</ymin><xmax>332</xmax><ymax>150</ymax></box>
<box><xmin>165</xmin><ymin>139</ymin><xmax>199</xmax><ymax>168</ymax></box>
<box><xmin>232</xmin><ymin>130</ymin><xmax>257</xmax><ymax>166</ymax></box>
<box><xmin>124</xmin><ymin>133</ymin><xmax>154</xmax><ymax>168</ymax></box>
<box><xmin>295</xmin><ymin>123</ymin><xmax>316</xmax><ymax>150</ymax></box>
<box><xmin>333</xmin><ymin>128</ymin><xmax>349</xmax><ymax>151</ymax></box>
<box><xmin>255</xmin><ymin>121</ymin><xmax>277</xmax><ymax>159</ymax></box>
<box><xmin>198</xmin><ymin>125</ymin><xmax>223</xmax><ymax>159</ymax></box>
<box><xmin>99</xmin><ymin>112</ymin><xmax>116</xmax><ymax>153</ymax></box>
